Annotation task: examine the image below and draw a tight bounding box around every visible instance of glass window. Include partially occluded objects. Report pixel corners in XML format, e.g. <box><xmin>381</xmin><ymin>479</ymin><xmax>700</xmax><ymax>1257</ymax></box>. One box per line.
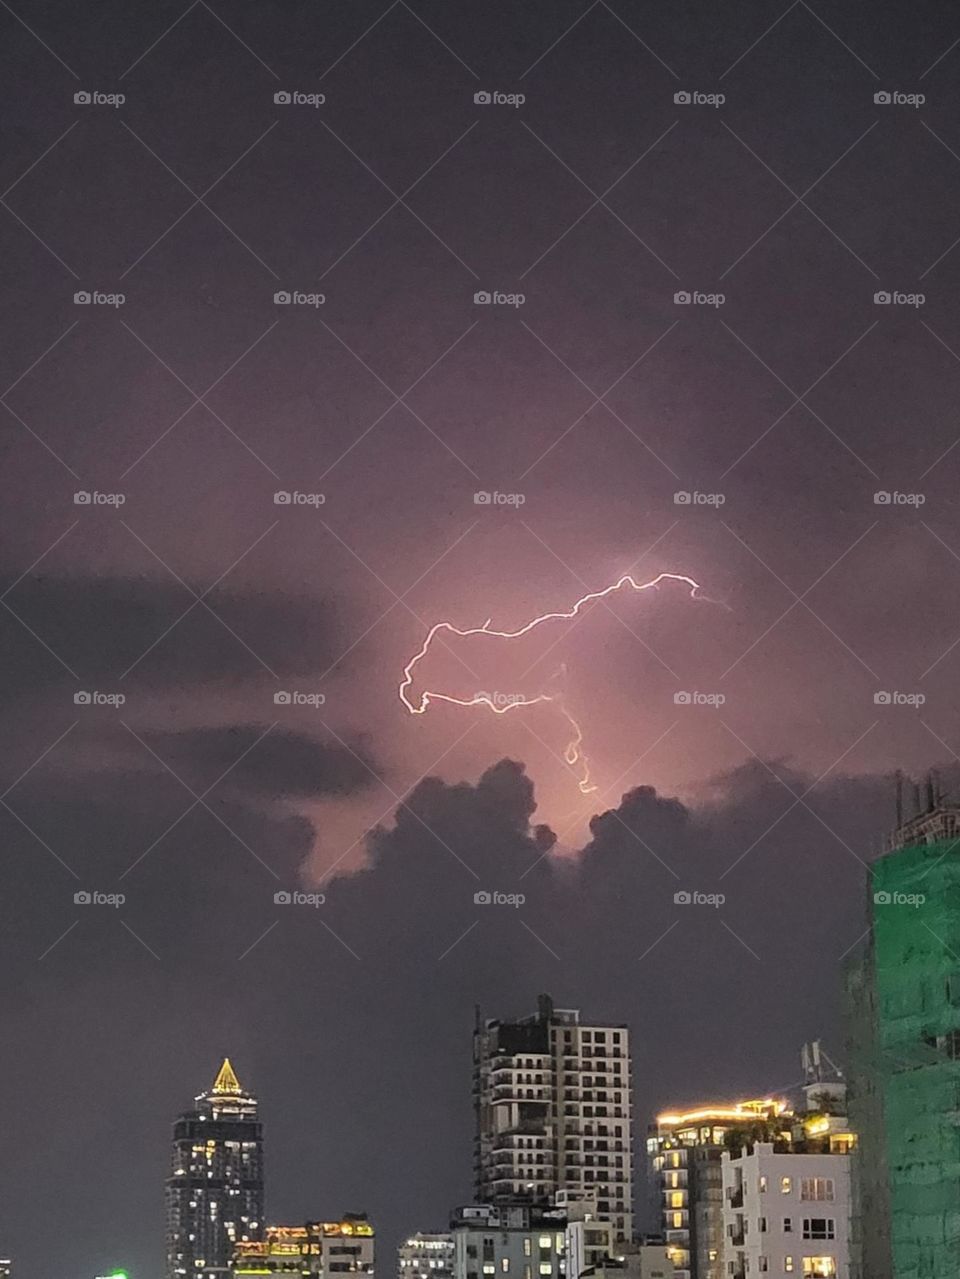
<box><xmin>801</xmin><ymin>1261</ymin><xmax>836</xmax><ymax>1278</ymax></box>
<box><xmin>802</xmin><ymin>1220</ymin><xmax>835</xmax><ymax>1241</ymax></box>
<box><xmin>780</xmin><ymin>1178</ymin><xmax>792</xmax><ymax>1194</ymax></box>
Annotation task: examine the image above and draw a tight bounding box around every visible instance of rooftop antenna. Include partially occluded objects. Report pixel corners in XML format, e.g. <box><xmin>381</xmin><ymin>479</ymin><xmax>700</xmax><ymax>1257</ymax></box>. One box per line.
<box><xmin>895</xmin><ymin>770</ymin><xmax>903</xmax><ymax>827</ymax></box>
<box><xmin>927</xmin><ymin>772</ymin><xmax>936</xmax><ymax>813</ymax></box>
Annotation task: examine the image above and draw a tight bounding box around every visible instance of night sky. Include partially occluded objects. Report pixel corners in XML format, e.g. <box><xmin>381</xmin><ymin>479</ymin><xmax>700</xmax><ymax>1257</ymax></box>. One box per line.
<box><xmin>3</xmin><ymin>0</ymin><xmax>960</xmax><ymax>1273</ymax></box>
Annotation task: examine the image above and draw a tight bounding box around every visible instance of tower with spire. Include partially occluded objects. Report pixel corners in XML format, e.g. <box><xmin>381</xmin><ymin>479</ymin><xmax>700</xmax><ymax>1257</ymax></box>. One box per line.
<box><xmin>166</xmin><ymin>1059</ymin><xmax>264</xmax><ymax>1279</ymax></box>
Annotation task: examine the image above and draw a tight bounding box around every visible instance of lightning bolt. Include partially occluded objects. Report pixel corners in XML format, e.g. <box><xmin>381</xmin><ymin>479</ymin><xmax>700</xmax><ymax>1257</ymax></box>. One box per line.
<box><xmin>399</xmin><ymin>571</ymin><xmax>704</xmax><ymax>794</ymax></box>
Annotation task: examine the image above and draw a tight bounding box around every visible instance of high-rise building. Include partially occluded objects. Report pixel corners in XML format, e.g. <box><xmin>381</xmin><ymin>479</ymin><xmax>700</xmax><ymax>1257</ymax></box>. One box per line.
<box><xmin>166</xmin><ymin>1058</ymin><xmax>264</xmax><ymax>1279</ymax></box>
<box><xmin>450</xmin><ymin>1203</ymin><xmax>566</xmax><ymax>1279</ymax></box>
<box><xmin>473</xmin><ymin>995</ymin><xmax>633</xmax><ymax>1240</ymax></box>
<box><xmin>844</xmin><ymin>780</ymin><xmax>960</xmax><ymax>1279</ymax></box>
<box><xmin>720</xmin><ymin>1080</ymin><xmax>855</xmax><ymax>1279</ymax></box>
<box><xmin>647</xmin><ymin>1099</ymin><xmax>789</xmax><ymax>1279</ymax></box>
<box><xmin>233</xmin><ymin>1217</ymin><xmax>375</xmax><ymax>1279</ymax></box>
<box><xmin>398</xmin><ymin>1234</ymin><xmax>454</xmax><ymax>1279</ymax></box>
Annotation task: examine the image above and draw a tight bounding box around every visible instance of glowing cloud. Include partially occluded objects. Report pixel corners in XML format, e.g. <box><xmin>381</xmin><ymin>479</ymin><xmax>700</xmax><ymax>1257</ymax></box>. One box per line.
<box><xmin>399</xmin><ymin>572</ymin><xmax>704</xmax><ymax>794</ymax></box>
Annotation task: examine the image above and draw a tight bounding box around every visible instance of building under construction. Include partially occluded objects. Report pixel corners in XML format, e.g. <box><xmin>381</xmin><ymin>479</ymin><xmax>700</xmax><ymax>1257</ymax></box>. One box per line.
<box><xmin>844</xmin><ymin>772</ymin><xmax>960</xmax><ymax>1279</ymax></box>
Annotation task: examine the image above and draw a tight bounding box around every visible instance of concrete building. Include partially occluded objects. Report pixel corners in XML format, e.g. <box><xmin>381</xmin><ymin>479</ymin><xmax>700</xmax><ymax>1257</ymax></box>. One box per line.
<box><xmin>398</xmin><ymin>1234</ymin><xmax>454</xmax><ymax>1279</ymax></box>
<box><xmin>167</xmin><ymin>1059</ymin><xmax>264</xmax><ymax>1279</ymax></box>
<box><xmin>647</xmin><ymin>1100</ymin><xmax>789</xmax><ymax>1279</ymax></box>
<box><xmin>474</xmin><ymin>995</ymin><xmax>633</xmax><ymax>1240</ymax></box>
<box><xmin>580</xmin><ymin>1241</ymin><xmax>672</xmax><ymax>1279</ymax></box>
<box><xmin>844</xmin><ymin>780</ymin><xmax>960</xmax><ymax>1278</ymax></box>
<box><xmin>232</xmin><ymin>1216</ymin><xmax>374</xmax><ymax>1278</ymax></box>
<box><xmin>721</xmin><ymin>1142</ymin><xmax>852</xmax><ymax>1278</ymax></box>
<box><xmin>562</xmin><ymin>1194</ymin><xmax>615</xmax><ymax>1279</ymax></box>
<box><xmin>450</xmin><ymin>1203</ymin><xmax>566</xmax><ymax>1279</ymax></box>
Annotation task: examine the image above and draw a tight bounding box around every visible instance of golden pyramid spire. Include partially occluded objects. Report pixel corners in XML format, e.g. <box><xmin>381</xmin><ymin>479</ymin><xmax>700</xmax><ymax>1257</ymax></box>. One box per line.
<box><xmin>212</xmin><ymin>1056</ymin><xmax>242</xmax><ymax>1095</ymax></box>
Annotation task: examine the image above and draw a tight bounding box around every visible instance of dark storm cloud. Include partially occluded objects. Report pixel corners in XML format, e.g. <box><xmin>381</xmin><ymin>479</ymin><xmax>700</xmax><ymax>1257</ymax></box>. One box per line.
<box><xmin>0</xmin><ymin>574</ymin><xmax>344</xmax><ymax>693</ymax></box>
<box><xmin>145</xmin><ymin>723</ymin><xmax>376</xmax><ymax>798</ymax></box>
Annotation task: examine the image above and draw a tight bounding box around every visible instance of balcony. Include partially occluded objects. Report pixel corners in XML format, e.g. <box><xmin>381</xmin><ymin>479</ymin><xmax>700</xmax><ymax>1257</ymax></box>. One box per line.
<box><xmin>727</xmin><ymin>1187</ymin><xmax>744</xmax><ymax>1208</ymax></box>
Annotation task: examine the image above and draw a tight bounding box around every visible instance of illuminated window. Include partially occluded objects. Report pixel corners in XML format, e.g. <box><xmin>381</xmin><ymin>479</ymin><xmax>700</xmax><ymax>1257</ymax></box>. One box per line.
<box><xmin>670</xmin><ymin>1193</ymin><xmax>684</xmax><ymax>1208</ymax></box>
<box><xmin>524</xmin><ymin>1242</ymin><xmax>532</xmax><ymax>1258</ymax></box>
<box><xmin>672</xmin><ymin>1213</ymin><xmax>683</xmax><ymax>1229</ymax></box>
<box><xmin>538</xmin><ymin>1239</ymin><xmax>551</xmax><ymax>1250</ymax></box>
<box><xmin>780</xmin><ymin>1178</ymin><xmax>792</xmax><ymax>1194</ymax></box>
<box><xmin>801</xmin><ymin>1260</ymin><xmax>836</xmax><ymax>1278</ymax></box>
<box><xmin>501</xmin><ymin>1261</ymin><xmax>509</xmax><ymax>1272</ymax></box>
<box><xmin>759</xmin><ymin>1176</ymin><xmax>767</xmax><ymax>1192</ymax></box>
<box><xmin>785</xmin><ymin>1260</ymin><xmax>794</xmax><ymax>1274</ymax></box>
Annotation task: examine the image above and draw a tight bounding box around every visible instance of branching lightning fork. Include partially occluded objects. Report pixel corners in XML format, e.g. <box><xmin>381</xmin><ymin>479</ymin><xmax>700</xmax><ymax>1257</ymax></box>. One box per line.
<box><xmin>399</xmin><ymin>571</ymin><xmax>704</xmax><ymax>794</ymax></box>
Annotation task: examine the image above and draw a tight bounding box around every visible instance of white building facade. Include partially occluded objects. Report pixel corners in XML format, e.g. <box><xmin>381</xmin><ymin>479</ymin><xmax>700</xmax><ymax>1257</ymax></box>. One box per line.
<box><xmin>721</xmin><ymin>1144</ymin><xmax>851</xmax><ymax>1279</ymax></box>
<box><xmin>451</xmin><ymin>1204</ymin><xmax>566</xmax><ymax>1279</ymax></box>
<box><xmin>398</xmin><ymin>1235</ymin><xmax>455</xmax><ymax>1279</ymax></box>
<box><xmin>474</xmin><ymin>995</ymin><xmax>633</xmax><ymax>1241</ymax></box>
